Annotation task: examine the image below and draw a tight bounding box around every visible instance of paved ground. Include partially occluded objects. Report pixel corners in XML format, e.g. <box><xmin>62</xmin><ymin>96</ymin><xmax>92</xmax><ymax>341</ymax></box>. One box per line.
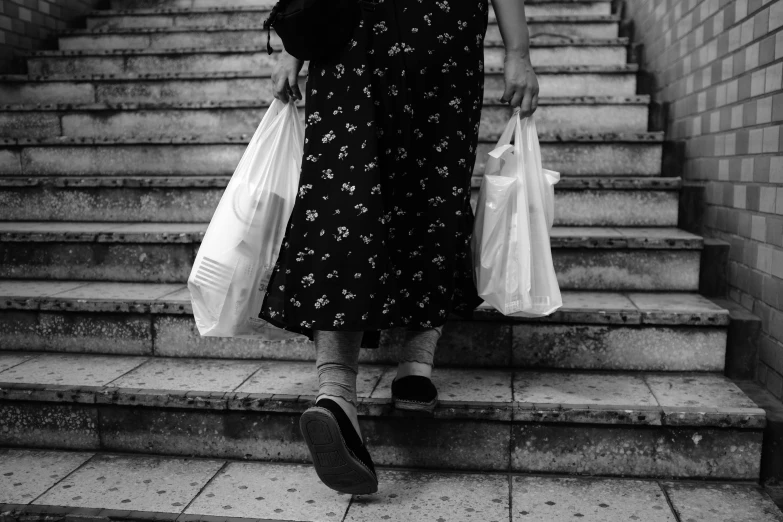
<box><xmin>2</xmin><ymin>448</ymin><xmax>782</xmax><ymax>522</ymax></box>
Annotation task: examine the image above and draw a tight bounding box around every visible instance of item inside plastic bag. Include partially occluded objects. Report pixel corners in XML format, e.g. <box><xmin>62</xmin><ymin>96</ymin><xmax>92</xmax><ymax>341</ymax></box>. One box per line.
<box><xmin>188</xmin><ymin>99</ymin><xmax>304</xmax><ymax>339</ymax></box>
<box><xmin>470</xmin><ymin>110</ymin><xmax>563</xmax><ymax>317</ymax></box>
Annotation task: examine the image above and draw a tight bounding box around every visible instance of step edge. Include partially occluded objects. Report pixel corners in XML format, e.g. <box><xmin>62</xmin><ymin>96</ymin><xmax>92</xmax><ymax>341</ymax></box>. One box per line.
<box><xmin>0</xmin><ymin>362</ymin><xmax>765</xmax><ymax>428</ymax></box>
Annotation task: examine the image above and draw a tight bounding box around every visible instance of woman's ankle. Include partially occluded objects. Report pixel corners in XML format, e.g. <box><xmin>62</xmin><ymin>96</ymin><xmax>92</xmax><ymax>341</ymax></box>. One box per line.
<box><xmin>396</xmin><ymin>361</ymin><xmax>433</xmax><ymax>379</ymax></box>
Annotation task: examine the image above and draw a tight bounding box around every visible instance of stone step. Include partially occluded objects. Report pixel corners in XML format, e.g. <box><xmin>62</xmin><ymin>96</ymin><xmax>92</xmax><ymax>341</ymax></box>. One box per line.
<box><xmin>0</xmin><ymin>96</ymin><xmax>651</xmax><ymax>139</ymax></box>
<box><xmin>0</xmin><ymin>176</ymin><xmax>680</xmax><ymax>227</ymax></box>
<box><xmin>98</xmin><ymin>1</ymin><xmax>615</xmax><ymax>25</ymax></box>
<box><xmin>25</xmin><ymin>40</ymin><xmax>629</xmax><ymax>76</ymax></box>
<box><xmin>7</xmin><ymin>450</ymin><xmax>783</xmax><ymax>522</ymax></box>
<box><xmin>4</xmin><ymin>448</ymin><xmax>783</xmax><ymax>522</ymax></box>
<box><xmin>0</xmin><ymin>353</ymin><xmax>764</xmax><ymax>478</ymax></box>
<box><xmin>0</xmin><ymin>132</ymin><xmax>664</xmax><ymax>177</ymax></box>
<box><xmin>0</xmin><ymin>280</ymin><xmax>729</xmax><ymax>371</ymax></box>
<box><xmin>0</xmin><ymin>65</ymin><xmax>640</xmax><ymax>104</ymax></box>
<box><xmin>0</xmin><ymin>223</ymin><xmax>701</xmax><ymax>290</ymax></box>
<box><xmin>59</xmin><ymin>18</ymin><xmax>621</xmax><ymax>51</ymax></box>
<box><xmin>3</xmin><ymin>450</ymin><xmax>782</xmax><ymax>522</ymax></box>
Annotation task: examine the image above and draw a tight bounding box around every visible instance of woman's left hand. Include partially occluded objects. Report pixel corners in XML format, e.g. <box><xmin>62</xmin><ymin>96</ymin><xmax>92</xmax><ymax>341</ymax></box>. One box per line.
<box><xmin>500</xmin><ymin>54</ymin><xmax>539</xmax><ymax>118</ymax></box>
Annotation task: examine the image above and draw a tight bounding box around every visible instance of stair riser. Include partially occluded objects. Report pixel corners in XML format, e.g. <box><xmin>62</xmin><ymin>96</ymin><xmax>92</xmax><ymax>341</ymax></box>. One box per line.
<box><xmin>0</xmin><ymin>401</ymin><xmax>761</xmax><ymax>479</ymax></box>
<box><xmin>26</xmin><ymin>47</ymin><xmax>626</xmax><ymax>76</ymax></box>
<box><xmin>59</xmin><ymin>23</ymin><xmax>619</xmax><ymax>51</ymax></box>
<box><xmin>0</xmin><ymin>242</ymin><xmax>700</xmax><ymax>290</ymax></box>
<box><xmin>0</xmin><ymin>142</ymin><xmax>663</xmax><ymax>176</ymax></box>
<box><xmin>97</xmin><ymin>3</ymin><xmax>613</xmax><ymax>27</ymax></box>
<box><xmin>0</xmin><ymin>185</ymin><xmax>679</xmax><ymax>227</ymax></box>
<box><xmin>0</xmin><ymin>73</ymin><xmax>637</xmax><ymax>105</ymax></box>
<box><xmin>0</xmin><ymin>104</ymin><xmax>650</xmax><ymax>139</ymax></box>
<box><xmin>0</xmin><ymin>310</ymin><xmax>727</xmax><ymax>371</ymax></box>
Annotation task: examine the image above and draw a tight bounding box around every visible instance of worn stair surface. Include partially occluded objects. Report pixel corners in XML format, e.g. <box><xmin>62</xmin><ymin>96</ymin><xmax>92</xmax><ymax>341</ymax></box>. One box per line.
<box><xmin>1</xmin><ymin>0</ymin><xmax>780</xmax><ymax>519</ymax></box>
<box><xmin>0</xmin><ymin>352</ymin><xmax>767</xmax><ymax>478</ymax></box>
<box><xmin>0</xmin><ymin>224</ymin><xmax>701</xmax><ymax>290</ymax></box>
<box><xmin>0</xmin><ymin>281</ymin><xmax>729</xmax><ymax>371</ymax></box>
<box><xmin>3</xmin><ymin>449</ymin><xmax>782</xmax><ymax>522</ymax></box>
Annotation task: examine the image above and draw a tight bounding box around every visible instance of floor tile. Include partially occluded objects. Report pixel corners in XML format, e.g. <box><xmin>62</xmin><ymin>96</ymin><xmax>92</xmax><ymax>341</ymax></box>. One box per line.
<box><xmin>618</xmin><ymin>228</ymin><xmax>701</xmax><ymax>240</ymax></box>
<box><xmin>511</xmin><ymin>476</ymin><xmax>674</xmax><ymax>521</ymax></box>
<box><xmin>560</xmin><ymin>292</ymin><xmax>637</xmax><ymax>311</ymax></box>
<box><xmin>0</xmin><ymin>353</ymin><xmax>37</xmax><ymax>373</ymax></box>
<box><xmin>0</xmin><ymin>281</ymin><xmax>87</xmax><ymax>298</ymax></box>
<box><xmin>0</xmin><ymin>449</ymin><xmax>93</xmax><ymax>504</ymax></box>
<box><xmin>0</xmin><ymin>354</ymin><xmax>146</xmax><ymax>386</ymax></box>
<box><xmin>184</xmin><ymin>462</ymin><xmax>351</xmax><ymax>520</ymax></box>
<box><xmin>346</xmin><ymin>469</ymin><xmax>509</xmax><ymax>522</ymax></box>
<box><xmin>371</xmin><ymin>367</ymin><xmax>512</xmax><ymax>402</ymax></box>
<box><xmin>52</xmin><ymin>282</ymin><xmax>186</xmax><ymax>301</ymax></box>
<box><xmin>0</xmin><ymin>222</ymin><xmax>123</xmax><ymax>234</ymax></box>
<box><xmin>236</xmin><ymin>360</ymin><xmax>384</xmax><ymax>398</ymax></box>
<box><xmin>550</xmin><ymin>227</ymin><xmax>623</xmax><ymax>238</ymax></box>
<box><xmin>513</xmin><ymin>371</ymin><xmax>657</xmax><ymax>407</ymax></box>
<box><xmin>108</xmin><ymin>223</ymin><xmax>207</xmax><ymax>235</ymax></box>
<box><xmin>107</xmin><ymin>358</ymin><xmax>262</xmax><ymax>392</ymax></box>
<box><xmin>158</xmin><ymin>287</ymin><xmax>190</xmax><ymax>302</ymax></box>
<box><xmin>664</xmin><ymin>483</ymin><xmax>783</xmax><ymax>522</ymax></box>
<box><xmin>627</xmin><ymin>293</ymin><xmax>727</xmax><ymax>313</ymax></box>
<box><xmin>34</xmin><ymin>454</ymin><xmax>224</xmax><ymax>513</ymax></box>
<box><xmin>644</xmin><ymin>373</ymin><xmax>759</xmax><ymax>409</ymax></box>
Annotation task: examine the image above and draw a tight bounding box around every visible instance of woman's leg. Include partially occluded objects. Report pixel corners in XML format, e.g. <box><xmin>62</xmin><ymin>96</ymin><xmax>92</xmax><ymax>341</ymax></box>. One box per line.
<box><xmin>314</xmin><ymin>329</ymin><xmax>364</xmax><ymax>439</ymax></box>
<box><xmin>396</xmin><ymin>325</ymin><xmax>444</xmax><ymax>379</ymax></box>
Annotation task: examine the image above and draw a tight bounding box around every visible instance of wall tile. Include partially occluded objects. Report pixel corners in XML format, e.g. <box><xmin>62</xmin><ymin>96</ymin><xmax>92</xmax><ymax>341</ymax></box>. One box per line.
<box><xmin>629</xmin><ymin>0</ymin><xmax>783</xmax><ymax>399</ymax></box>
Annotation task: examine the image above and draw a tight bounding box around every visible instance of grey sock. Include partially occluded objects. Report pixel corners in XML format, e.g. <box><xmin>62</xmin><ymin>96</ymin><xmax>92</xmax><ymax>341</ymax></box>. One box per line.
<box><xmin>398</xmin><ymin>325</ymin><xmax>444</xmax><ymax>367</ymax></box>
<box><xmin>314</xmin><ymin>330</ymin><xmax>363</xmax><ymax>408</ymax></box>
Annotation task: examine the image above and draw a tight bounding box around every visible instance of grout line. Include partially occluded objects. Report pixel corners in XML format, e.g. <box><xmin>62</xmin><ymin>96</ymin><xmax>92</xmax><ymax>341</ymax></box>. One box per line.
<box><xmin>101</xmin><ymin>355</ymin><xmax>154</xmax><ymax>387</ymax></box>
<box><xmin>175</xmin><ymin>460</ymin><xmax>230</xmax><ymax>521</ymax></box>
<box><xmin>230</xmin><ymin>361</ymin><xmax>267</xmax><ymax>393</ymax></box>
<box><xmin>0</xmin><ymin>352</ymin><xmax>43</xmax><ymax>376</ymax></box>
<box><xmin>341</xmin><ymin>494</ymin><xmax>355</xmax><ymax>522</ymax></box>
<box><xmin>659</xmin><ymin>481</ymin><xmax>684</xmax><ymax>522</ymax></box>
<box><xmin>26</xmin><ymin>450</ymin><xmax>99</xmax><ymax>506</ymax></box>
<box><xmin>507</xmin><ymin>472</ymin><xmax>513</xmax><ymax>522</ymax></box>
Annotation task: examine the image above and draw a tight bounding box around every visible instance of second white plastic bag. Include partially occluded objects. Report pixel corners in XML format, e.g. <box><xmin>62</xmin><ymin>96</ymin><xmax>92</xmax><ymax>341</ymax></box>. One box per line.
<box><xmin>470</xmin><ymin>111</ymin><xmax>562</xmax><ymax>317</ymax></box>
<box><xmin>188</xmin><ymin>99</ymin><xmax>304</xmax><ymax>339</ymax></box>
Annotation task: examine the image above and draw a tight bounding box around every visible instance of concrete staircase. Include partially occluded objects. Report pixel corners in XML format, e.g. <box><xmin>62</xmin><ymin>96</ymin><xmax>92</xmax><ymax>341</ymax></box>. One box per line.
<box><xmin>1</xmin><ymin>0</ymin><xmax>781</xmax><ymax>519</ymax></box>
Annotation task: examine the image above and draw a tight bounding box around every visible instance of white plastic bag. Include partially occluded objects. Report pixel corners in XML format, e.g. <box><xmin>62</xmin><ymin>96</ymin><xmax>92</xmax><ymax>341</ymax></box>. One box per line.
<box><xmin>470</xmin><ymin>111</ymin><xmax>562</xmax><ymax>317</ymax></box>
<box><xmin>188</xmin><ymin>99</ymin><xmax>304</xmax><ymax>339</ymax></box>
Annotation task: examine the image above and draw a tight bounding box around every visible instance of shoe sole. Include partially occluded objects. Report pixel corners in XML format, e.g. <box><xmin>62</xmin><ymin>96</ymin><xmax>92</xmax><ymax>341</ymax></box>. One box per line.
<box><xmin>392</xmin><ymin>395</ymin><xmax>438</xmax><ymax>415</ymax></box>
<box><xmin>299</xmin><ymin>406</ymin><xmax>379</xmax><ymax>495</ymax></box>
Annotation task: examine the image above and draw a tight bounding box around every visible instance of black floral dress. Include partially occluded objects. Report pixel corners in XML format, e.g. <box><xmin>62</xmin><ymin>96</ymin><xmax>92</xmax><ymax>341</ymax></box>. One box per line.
<box><xmin>259</xmin><ymin>0</ymin><xmax>488</xmax><ymax>348</ymax></box>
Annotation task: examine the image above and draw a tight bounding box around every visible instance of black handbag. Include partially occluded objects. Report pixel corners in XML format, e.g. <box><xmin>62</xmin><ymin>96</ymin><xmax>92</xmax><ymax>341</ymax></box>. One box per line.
<box><xmin>263</xmin><ymin>0</ymin><xmax>362</xmax><ymax>61</ymax></box>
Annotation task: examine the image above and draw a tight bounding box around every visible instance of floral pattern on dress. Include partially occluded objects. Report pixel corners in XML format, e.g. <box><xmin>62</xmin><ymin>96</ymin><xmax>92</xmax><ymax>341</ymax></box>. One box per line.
<box><xmin>259</xmin><ymin>0</ymin><xmax>488</xmax><ymax>348</ymax></box>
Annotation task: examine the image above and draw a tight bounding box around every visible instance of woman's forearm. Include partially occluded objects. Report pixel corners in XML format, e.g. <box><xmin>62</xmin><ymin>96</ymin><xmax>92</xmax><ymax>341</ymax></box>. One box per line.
<box><xmin>490</xmin><ymin>0</ymin><xmax>532</xmax><ymax>59</ymax></box>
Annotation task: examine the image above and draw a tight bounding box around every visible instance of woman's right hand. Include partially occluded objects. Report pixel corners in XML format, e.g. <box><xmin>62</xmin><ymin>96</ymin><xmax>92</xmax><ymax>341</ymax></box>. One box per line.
<box><xmin>272</xmin><ymin>50</ymin><xmax>305</xmax><ymax>103</ymax></box>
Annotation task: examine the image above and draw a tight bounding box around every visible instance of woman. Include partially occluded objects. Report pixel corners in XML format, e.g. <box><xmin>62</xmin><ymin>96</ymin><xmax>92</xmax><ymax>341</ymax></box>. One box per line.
<box><xmin>259</xmin><ymin>0</ymin><xmax>539</xmax><ymax>494</ymax></box>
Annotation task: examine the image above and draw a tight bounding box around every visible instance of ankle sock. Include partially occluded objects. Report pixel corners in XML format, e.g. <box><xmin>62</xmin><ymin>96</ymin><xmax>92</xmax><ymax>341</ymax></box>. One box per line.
<box><xmin>398</xmin><ymin>325</ymin><xmax>444</xmax><ymax>368</ymax></box>
<box><xmin>314</xmin><ymin>330</ymin><xmax>363</xmax><ymax>407</ymax></box>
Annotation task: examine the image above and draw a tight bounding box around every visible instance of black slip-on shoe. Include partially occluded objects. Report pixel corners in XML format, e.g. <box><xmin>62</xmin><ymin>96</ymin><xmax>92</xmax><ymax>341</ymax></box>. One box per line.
<box><xmin>299</xmin><ymin>397</ymin><xmax>378</xmax><ymax>495</ymax></box>
<box><xmin>391</xmin><ymin>375</ymin><xmax>439</xmax><ymax>414</ymax></box>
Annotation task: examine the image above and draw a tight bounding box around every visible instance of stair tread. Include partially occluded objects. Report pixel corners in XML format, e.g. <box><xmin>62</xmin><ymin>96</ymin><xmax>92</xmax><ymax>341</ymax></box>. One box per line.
<box><xmin>26</xmin><ymin>38</ymin><xmax>629</xmax><ymax>57</ymax></box>
<box><xmin>64</xmin><ymin>15</ymin><xmax>621</xmax><ymax>34</ymax></box>
<box><xmin>5</xmin><ymin>448</ymin><xmax>778</xmax><ymax>521</ymax></box>
<box><xmin>0</xmin><ymin>223</ymin><xmax>701</xmax><ymax>249</ymax></box>
<box><xmin>0</xmin><ymin>64</ymin><xmax>639</xmax><ymax>82</ymax></box>
<box><xmin>0</xmin><ymin>130</ymin><xmax>664</xmax><ymax>145</ymax></box>
<box><xmin>0</xmin><ymin>280</ymin><xmax>730</xmax><ymax>326</ymax></box>
<box><xmin>0</xmin><ymin>352</ymin><xmax>763</xmax><ymax>427</ymax></box>
<box><xmin>0</xmin><ymin>95</ymin><xmax>652</xmax><ymax>111</ymax></box>
<box><xmin>89</xmin><ymin>5</ymin><xmax>610</xmax><ymax>17</ymax></box>
<box><xmin>0</xmin><ymin>175</ymin><xmax>681</xmax><ymax>190</ymax></box>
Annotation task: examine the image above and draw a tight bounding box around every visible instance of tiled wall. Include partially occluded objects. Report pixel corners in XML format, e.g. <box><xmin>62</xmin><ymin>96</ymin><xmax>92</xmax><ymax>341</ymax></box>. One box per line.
<box><xmin>0</xmin><ymin>0</ymin><xmax>103</xmax><ymax>73</ymax></box>
<box><xmin>626</xmin><ymin>0</ymin><xmax>783</xmax><ymax>399</ymax></box>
